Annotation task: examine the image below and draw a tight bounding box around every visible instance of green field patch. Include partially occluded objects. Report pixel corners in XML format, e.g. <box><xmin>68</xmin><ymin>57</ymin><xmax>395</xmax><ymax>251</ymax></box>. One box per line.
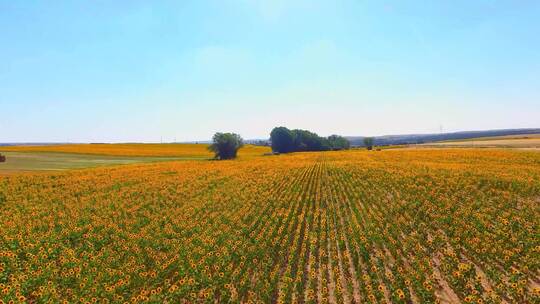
<box><xmin>0</xmin><ymin>152</ymin><xmax>203</xmax><ymax>173</ymax></box>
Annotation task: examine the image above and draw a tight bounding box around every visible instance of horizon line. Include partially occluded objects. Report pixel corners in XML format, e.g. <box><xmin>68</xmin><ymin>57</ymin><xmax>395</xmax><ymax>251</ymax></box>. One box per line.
<box><xmin>1</xmin><ymin>127</ymin><xmax>539</xmax><ymax>145</ymax></box>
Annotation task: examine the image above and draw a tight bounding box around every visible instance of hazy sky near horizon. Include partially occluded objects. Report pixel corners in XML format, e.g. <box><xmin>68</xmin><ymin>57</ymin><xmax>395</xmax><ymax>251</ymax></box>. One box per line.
<box><xmin>1</xmin><ymin>1</ymin><xmax>539</xmax><ymax>142</ymax></box>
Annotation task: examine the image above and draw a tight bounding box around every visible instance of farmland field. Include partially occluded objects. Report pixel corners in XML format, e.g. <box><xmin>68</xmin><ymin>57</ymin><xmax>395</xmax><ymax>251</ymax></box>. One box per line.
<box><xmin>0</xmin><ymin>144</ymin><xmax>270</xmax><ymax>158</ymax></box>
<box><xmin>420</xmin><ymin>134</ymin><xmax>540</xmax><ymax>149</ymax></box>
<box><xmin>0</xmin><ymin>144</ymin><xmax>271</xmax><ymax>173</ymax></box>
<box><xmin>0</xmin><ymin>152</ymin><xmax>189</xmax><ymax>173</ymax></box>
<box><xmin>0</xmin><ymin>149</ymin><xmax>539</xmax><ymax>303</ymax></box>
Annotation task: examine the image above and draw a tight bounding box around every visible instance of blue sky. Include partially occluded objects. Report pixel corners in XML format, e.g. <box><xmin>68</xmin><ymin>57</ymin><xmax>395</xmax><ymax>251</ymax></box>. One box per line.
<box><xmin>1</xmin><ymin>0</ymin><xmax>539</xmax><ymax>142</ymax></box>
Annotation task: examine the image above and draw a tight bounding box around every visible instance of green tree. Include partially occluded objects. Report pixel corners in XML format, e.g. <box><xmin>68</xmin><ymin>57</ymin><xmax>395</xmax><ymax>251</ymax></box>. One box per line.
<box><xmin>291</xmin><ymin>129</ymin><xmax>329</xmax><ymax>151</ymax></box>
<box><xmin>328</xmin><ymin>135</ymin><xmax>350</xmax><ymax>150</ymax></box>
<box><xmin>363</xmin><ymin>137</ymin><xmax>374</xmax><ymax>150</ymax></box>
<box><xmin>208</xmin><ymin>133</ymin><xmax>244</xmax><ymax>160</ymax></box>
<box><xmin>270</xmin><ymin>127</ymin><xmax>295</xmax><ymax>153</ymax></box>
<box><xmin>271</xmin><ymin>127</ymin><xmax>351</xmax><ymax>153</ymax></box>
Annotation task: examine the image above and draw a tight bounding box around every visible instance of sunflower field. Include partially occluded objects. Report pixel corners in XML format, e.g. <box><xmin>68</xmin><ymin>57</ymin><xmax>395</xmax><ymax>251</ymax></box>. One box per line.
<box><xmin>0</xmin><ymin>144</ymin><xmax>270</xmax><ymax>158</ymax></box>
<box><xmin>0</xmin><ymin>149</ymin><xmax>539</xmax><ymax>303</ymax></box>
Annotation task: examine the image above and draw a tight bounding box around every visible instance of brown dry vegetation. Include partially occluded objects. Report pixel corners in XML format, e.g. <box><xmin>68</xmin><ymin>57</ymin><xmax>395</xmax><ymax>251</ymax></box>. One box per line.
<box><xmin>421</xmin><ymin>134</ymin><xmax>540</xmax><ymax>149</ymax></box>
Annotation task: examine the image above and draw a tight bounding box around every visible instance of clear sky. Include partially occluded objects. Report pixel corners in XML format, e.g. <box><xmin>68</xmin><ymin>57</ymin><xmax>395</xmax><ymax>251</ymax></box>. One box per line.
<box><xmin>1</xmin><ymin>1</ymin><xmax>539</xmax><ymax>142</ymax></box>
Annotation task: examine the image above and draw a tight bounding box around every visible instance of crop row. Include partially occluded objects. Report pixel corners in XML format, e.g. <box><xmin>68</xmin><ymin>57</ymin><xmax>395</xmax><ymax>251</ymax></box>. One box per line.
<box><xmin>0</xmin><ymin>149</ymin><xmax>538</xmax><ymax>303</ymax></box>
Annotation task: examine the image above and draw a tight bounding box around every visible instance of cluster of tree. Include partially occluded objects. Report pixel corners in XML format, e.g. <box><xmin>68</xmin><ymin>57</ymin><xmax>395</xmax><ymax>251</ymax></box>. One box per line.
<box><xmin>208</xmin><ymin>127</ymin><xmax>351</xmax><ymax>160</ymax></box>
<box><xmin>270</xmin><ymin>127</ymin><xmax>350</xmax><ymax>153</ymax></box>
<box><xmin>208</xmin><ymin>133</ymin><xmax>244</xmax><ymax>160</ymax></box>
<box><xmin>0</xmin><ymin>153</ymin><xmax>5</xmax><ymax>163</ymax></box>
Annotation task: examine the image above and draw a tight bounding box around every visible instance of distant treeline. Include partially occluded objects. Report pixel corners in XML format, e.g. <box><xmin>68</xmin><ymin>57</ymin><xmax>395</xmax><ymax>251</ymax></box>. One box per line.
<box><xmin>346</xmin><ymin>128</ymin><xmax>540</xmax><ymax>147</ymax></box>
<box><xmin>270</xmin><ymin>127</ymin><xmax>350</xmax><ymax>153</ymax></box>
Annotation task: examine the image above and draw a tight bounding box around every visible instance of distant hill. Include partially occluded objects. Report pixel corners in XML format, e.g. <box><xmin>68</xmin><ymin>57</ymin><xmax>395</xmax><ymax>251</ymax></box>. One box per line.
<box><xmin>346</xmin><ymin>128</ymin><xmax>540</xmax><ymax>147</ymax></box>
<box><xmin>3</xmin><ymin>128</ymin><xmax>539</xmax><ymax>148</ymax></box>
<box><xmin>0</xmin><ymin>142</ymin><xmax>71</xmax><ymax>147</ymax></box>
